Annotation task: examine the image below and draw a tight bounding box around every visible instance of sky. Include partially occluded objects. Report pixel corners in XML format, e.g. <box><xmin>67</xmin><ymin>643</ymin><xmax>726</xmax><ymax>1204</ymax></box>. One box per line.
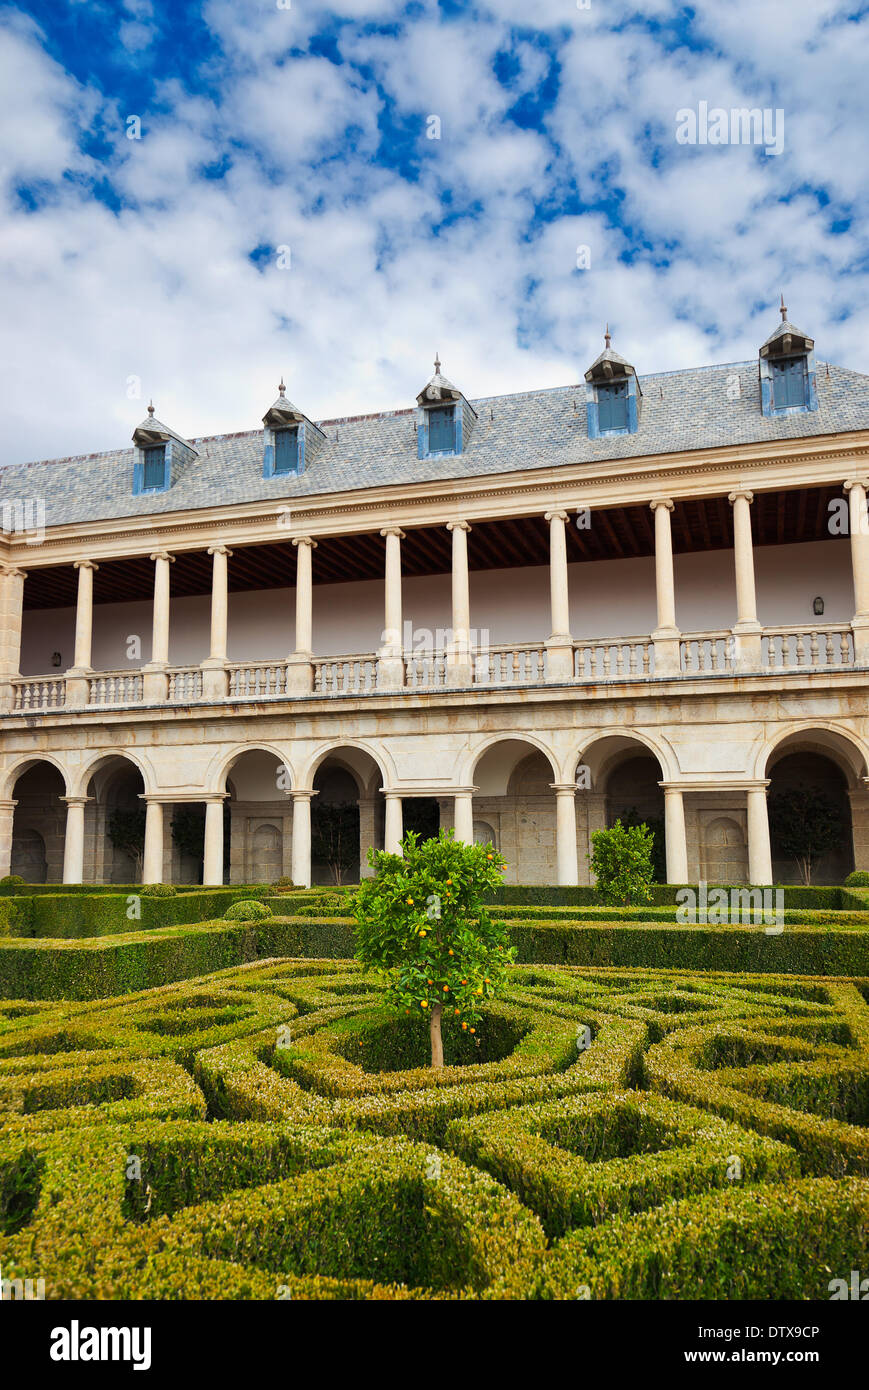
<box><xmin>1</xmin><ymin>0</ymin><xmax>868</xmax><ymax>466</ymax></box>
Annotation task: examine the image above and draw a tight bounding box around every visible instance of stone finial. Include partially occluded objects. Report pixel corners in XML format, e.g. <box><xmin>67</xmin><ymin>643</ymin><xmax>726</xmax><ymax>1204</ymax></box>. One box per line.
<box><xmin>434</xmin><ymin>353</ymin><xmax>441</xmax><ymax>375</ymax></box>
<box><xmin>278</xmin><ymin>379</ymin><xmax>286</xmax><ymax>397</ymax></box>
<box><xmin>604</xmin><ymin>324</ymin><xmax>611</xmax><ymax>349</ymax></box>
<box><xmin>780</xmin><ymin>293</ymin><xmax>787</xmax><ymax>322</ymax></box>
<box><xmin>147</xmin><ymin>401</ymin><xmax>155</xmax><ymax>416</ymax></box>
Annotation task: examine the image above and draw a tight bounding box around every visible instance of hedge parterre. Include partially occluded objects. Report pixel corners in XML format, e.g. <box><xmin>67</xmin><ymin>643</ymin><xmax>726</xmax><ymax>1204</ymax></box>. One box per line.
<box><xmin>3</xmin><ymin>954</ymin><xmax>869</xmax><ymax>1299</ymax></box>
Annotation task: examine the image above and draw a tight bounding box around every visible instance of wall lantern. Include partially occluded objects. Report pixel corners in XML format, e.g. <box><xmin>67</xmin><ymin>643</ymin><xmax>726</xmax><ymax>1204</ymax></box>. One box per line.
<box><xmin>812</xmin><ymin>596</ymin><xmax>825</xmax><ymax>617</ymax></box>
<box><xmin>51</xmin><ymin>651</ymin><xmax>62</xmax><ymax>667</ymax></box>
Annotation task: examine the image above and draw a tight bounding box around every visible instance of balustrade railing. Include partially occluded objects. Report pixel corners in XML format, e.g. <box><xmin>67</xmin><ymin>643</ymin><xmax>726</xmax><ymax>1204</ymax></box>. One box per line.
<box><xmin>313</xmin><ymin>654</ymin><xmax>377</xmax><ymax>695</ymax></box>
<box><xmin>680</xmin><ymin>631</ymin><xmax>734</xmax><ymax>674</ymax></box>
<box><xmin>227</xmin><ymin>662</ymin><xmax>289</xmax><ymax>699</ymax></box>
<box><xmin>473</xmin><ymin>644</ymin><xmax>546</xmax><ymax>684</ymax></box>
<box><xmin>6</xmin><ymin>621</ymin><xmax>861</xmax><ymax>715</ymax></box>
<box><xmin>168</xmin><ymin>667</ymin><xmax>204</xmax><ymax>702</ymax></box>
<box><xmin>762</xmin><ymin>624</ymin><xmax>854</xmax><ymax>670</ymax></box>
<box><xmin>12</xmin><ymin>676</ymin><xmax>67</xmax><ymax>711</ymax></box>
<box><xmin>575</xmin><ymin>637</ymin><xmax>654</xmax><ymax>680</ymax></box>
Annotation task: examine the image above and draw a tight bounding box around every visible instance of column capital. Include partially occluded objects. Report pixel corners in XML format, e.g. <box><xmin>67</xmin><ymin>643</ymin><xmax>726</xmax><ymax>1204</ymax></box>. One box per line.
<box><xmin>446</xmin><ymin>520</ymin><xmax>471</xmax><ymax>533</ymax></box>
<box><xmin>843</xmin><ymin>478</ymin><xmax>869</xmax><ymax>493</ymax></box>
<box><xmin>292</xmin><ymin>536</ymin><xmax>318</xmax><ymax>550</ymax></box>
<box><xmin>0</xmin><ymin>799</ymin><xmax>18</xmax><ymax>811</ymax></box>
<box><xmin>549</xmin><ymin>782</ymin><xmax>577</xmax><ymax>795</ymax></box>
<box><xmin>544</xmin><ymin>509</ymin><xmax>569</xmax><ymax>524</ymax></box>
<box><xmin>380</xmin><ymin>527</ymin><xmax>405</xmax><ymax>540</ymax></box>
<box><xmin>207</xmin><ymin>544</ymin><xmax>233</xmax><ymax>557</ymax></box>
<box><xmin>73</xmin><ymin>559</ymin><xmax>99</xmax><ymax>572</ymax></box>
<box><xmin>0</xmin><ymin>566</ymin><xmax>27</xmax><ymax>580</ymax></box>
<box><xmin>649</xmin><ymin>497</ymin><xmax>674</xmax><ymax>513</ymax></box>
<box><xmin>728</xmin><ymin>489</ymin><xmax>754</xmax><ymax>505</ymax></box>
<box><xmin>452</xmin><ymin>785</ymin><xmax>478</xmax><ymax>796</ymax></box>
<box><xmin>380</xmin><ymin>787</ymin><xmax>403</xmax><ymax>799</ymax></box>
<box><xmin>149</xmin><ymin>551</ymin><xmax>175</xmax><ymax>564</ymax></box>
<box><xmin>61</xmin><ymin>795</ymin><xmax>91</xmax><ymax>807</ymax></box>
<box><xmin>290</xmin><ymin>788</ymin><xmax>317</xmax><ymax>802</ymax></box>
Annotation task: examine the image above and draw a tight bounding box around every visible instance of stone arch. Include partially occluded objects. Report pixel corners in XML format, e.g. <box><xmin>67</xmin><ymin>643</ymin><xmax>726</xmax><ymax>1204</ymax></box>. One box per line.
<box><xmin>209</xmin><ymin>743</ymin><xmax>295</xmax><ymax>797</ymax></box>
<box><xmin>219</xmin><ymin>748</ymin><xmax>293</xmax><ymax>887</ymax></box>
<box><xmin>461</xmin><ymin>733</ymin><xmax>559</xmax><ymax>790</ymax></box>
<box><xmin>82</xmin><ymin>754</ymin><xmax>147</xmax><ymax>884</ymax></box>
<box><xmin>302</xmin><ymin>744</ymin><xmax>393</xmax><ymax>886</ymax></box>
<box><xmin>467</xmin><ymin>737</ymin><xmax>562</xmax><ymax>886</ymax></box>
<box><xmin>757</xmin><ymin>724</ymin><xmax>868</xmax><ymax>788</ymax></box>
<box><xmin>1</xmin><ymin>753</ymin><xmax>71</xmax><ymax>801</ymax></box>
<box><xmin>574</xmin><ymin>734</ymin><xmax>668</xmax><ymax>885</ymax></box>
<box><xmin>8</xmin><ymin>760</ymin><xmax>69</xmax><ymax>884</ymax></box>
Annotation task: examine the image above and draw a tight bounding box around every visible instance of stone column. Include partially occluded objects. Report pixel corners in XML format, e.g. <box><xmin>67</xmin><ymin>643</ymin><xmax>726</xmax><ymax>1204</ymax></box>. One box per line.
<box><xmin>201</xmin><ymin>545</ymin><xmax>232</xmax><ymax>700</ymax></box>
<box><xmin>143</xmin><ymin>552</ymin><xmax>174</xmax><ymax>701</ymax></box>
<box><xmin>544</xmin><ymin>510</ymin><xmax>574</xmax><ymax>680</ymax></box>
<box><xmin>0</xmin><ymin>799</ymin><xmax>17</xmax><ymax>878</ymax></box>
<box><xmin>650</xmin><ymin>499</ymin><xmax>680</xmax><ymax>675</ymax></box>
<box><xmin>551</xmin><ymin>784</ymin><xmax>579</xmax><ymax>886</ymax></box>
<box><xmin>358</xmin><ymin>794</ymin><xmax>377</xmax><ymax>878</ymax></box>
<box><xmin>288</xmin><ymin>537</ymin><xmax>317</xmax><ymax>694</ymax></box>
<box><xmin>203</xmin><ymin>797</ymin><xmax>225</xmax><ymax>886</ymax></box>
<box><xmin>291</xmin><ymin>790</ymin><xmax>315</xmax><ymax>888</ymax></box>
<box><xmin>142</xmin><ymin>798</ymin><xmax>164</xmax><ymax>884</ymax></box>
<box><xmin>65</xmin><ymin>560</ymin><xmax>99</xmax><ymax>706</ymax></box>
<box><xmin>848</xmin><ymin>784</ymin><xmax>869</xmax><ymax>875</ymax></box>
<box><xmin>62</xmin><ymin>796</ymin><xmax>89</xmax><ymax>884</ymax></box>
<box><xmin>662</xmin><ymin>785</ymin><xmax>689</xmax><ymax>883</ymax></box>
<box><xmin>844</xmin><ymin>479</ymin><xmax>869</xmax><ymax>661</ymax></box>
<box><xmin>728</xmin><ymin>490</ymin><xmax>762</xmax><ymax>670</ymax></box>
<box><xmin>383</xmin><ymin>792</ymin><xmax>403</xmax><ymax>854</ymax></box>
<box><xmin>0</xmin><ymin>566</ymin><xmax>26</xmax><ymax>713</ymax></box>
<box><xmin>453</xmin><ymin>789</ymin><xmax>474</xmax><ymax>844</ymax></box>
<box><xmin>746</xmin><ymin>784</ymin><xmax>773</xmax><ymax>885</ymax></box>
<box><xmin>377</xmin><ymin>528</ymin><xmax>405</xmax><ymax>689</ymax></box>
<box><xmin>446</xmin><ymin>521</ymin><xmax>472</xmax><ymax>686</ymax></box>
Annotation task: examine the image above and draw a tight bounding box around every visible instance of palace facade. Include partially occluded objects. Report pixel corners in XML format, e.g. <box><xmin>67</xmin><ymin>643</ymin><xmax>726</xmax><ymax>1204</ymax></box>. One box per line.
<box><xmin>2</xmin><ymin>308</ymin><xmax>869</xmax><ymax>887</ymax></box>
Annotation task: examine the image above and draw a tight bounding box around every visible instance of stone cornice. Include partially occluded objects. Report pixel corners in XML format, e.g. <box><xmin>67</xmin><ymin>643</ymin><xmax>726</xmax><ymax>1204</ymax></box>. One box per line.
<box><xmin>5</xmin><ymin>431</ymin><xmax>869</xmax><ymax>569</ymax></box>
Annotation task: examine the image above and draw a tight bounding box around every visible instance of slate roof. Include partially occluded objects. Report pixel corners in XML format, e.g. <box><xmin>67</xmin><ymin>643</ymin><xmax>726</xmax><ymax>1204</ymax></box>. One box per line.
<box><xmin>3</xmin><ymin>356</ymin><xmax>869</xmax><ymax>531</ymax></box>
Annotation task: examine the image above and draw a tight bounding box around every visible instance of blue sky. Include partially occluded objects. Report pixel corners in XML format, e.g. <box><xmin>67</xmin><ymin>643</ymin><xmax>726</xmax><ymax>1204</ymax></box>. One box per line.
<box><xmin>2</xmin><ymin>0</ymin><xmax>869</xmax><ymax>465</ymax></box>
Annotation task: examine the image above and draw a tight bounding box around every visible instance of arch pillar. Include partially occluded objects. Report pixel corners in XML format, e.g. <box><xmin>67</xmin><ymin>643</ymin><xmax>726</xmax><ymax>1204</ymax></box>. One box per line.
<box><xmin>0</xmin><ymin>799</ymin><xmax>17</xmax><ymax>878</ymax></box>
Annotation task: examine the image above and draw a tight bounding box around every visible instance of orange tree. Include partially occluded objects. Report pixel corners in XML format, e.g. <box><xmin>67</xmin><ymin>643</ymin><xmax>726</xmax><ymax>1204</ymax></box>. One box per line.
<box><xmin>352</xmin><ymin>828</ymin><xmax>513</xmax><ymax>1069</ymax></box>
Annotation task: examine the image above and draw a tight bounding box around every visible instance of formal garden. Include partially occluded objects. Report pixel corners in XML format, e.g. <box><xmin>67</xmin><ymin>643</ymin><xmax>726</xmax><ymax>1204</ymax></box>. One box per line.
<box><xmin>2</xmin><ymin>825</ymin><xmax>869</xmax><ymax>1301</ymax></box>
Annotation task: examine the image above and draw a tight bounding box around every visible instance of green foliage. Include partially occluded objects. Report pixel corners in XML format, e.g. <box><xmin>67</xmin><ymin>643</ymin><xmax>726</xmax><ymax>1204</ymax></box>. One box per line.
<box><xmin>106</xmin><ymin>808</ymin><xmax>146</xmax><ymax>878</ymax></box>
<box><xmin>353</xmin><ymin>829</ymin><xmax>513</xmax><ymax>1063</ymax></box>
<box><xmin>590</xmin><ymin>819</ymin><xmax>655</xmax><ymax>906</ymax></box>
<box><xmin>139</xmin><ymin>883</ymin><xmax>177</xmax><ymax>898</ymax></box>
<box><xmin>273</xmin><ymin>876</ymin><xmax>300</xmax><ymax>890</ymax></box>
<box><xmin>769</xmin><ymin>786</ymin><xmax>847</xmax><ymax>884</ymax></box>
<box><xmin>845</xmin><ymin>870</ymin><xmax>869</xmax><ymax>887</ymax></box>
<box><xmin>0</xmin><ymin>875</ymin><xmax>26</xmax><ymax>887</ymax></box>
<box><xmin>223</xmin><ymin>900</ymin><xmax>272</xmax><ymax>922</ymax></box>
<box><xmin>311</xmin><ymin>801</ymin><xmax>359</xmax><ymax>885</ymax></box>
<box><xmin>620</xmin><ymin>809</ymin><xmax>666</xmax><ymax>883</ymax></box>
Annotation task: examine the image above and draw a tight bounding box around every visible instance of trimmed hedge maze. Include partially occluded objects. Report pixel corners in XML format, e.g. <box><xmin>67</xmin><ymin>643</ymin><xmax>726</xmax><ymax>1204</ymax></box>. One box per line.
<box><xmin>3</xmin><ymin>959</ymin><xmax>869</xmax><ymax>1299</ymax></box>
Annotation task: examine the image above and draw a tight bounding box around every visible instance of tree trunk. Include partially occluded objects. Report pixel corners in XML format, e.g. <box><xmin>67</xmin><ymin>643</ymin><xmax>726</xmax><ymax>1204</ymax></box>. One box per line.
<box><xmin>430</xmin><ymin>1001</ymin><xmax>444</xmax><ymax>1069</ymax></box>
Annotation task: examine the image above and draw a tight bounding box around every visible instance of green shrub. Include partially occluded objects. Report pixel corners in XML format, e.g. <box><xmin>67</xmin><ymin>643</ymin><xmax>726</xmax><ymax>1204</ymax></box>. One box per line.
<box><xmin>223</xmin><ymin>900</ymin><xmax>272</xmax><ymax>922</ymax></box>
<box><xmin>0</xmin><ymin>875</ymin><xmax>26</xmax><ymax>887</ymax></box>
<box><xmin>272</xmin><ymin>876</ymin><xmax>300</xmax><ymax>890</ymax></box>
<box><xmin>845</xmin><ymin>870</ymin><xmax>869</xmax><ymax>887</ymax></box>
<box><xmin>139</xmin><ymin>884</ymin><xmax>178</xmax><ymax>897</ymax></box>
<box><xmin>590</xmin><ymin>820</ymin><xmax>655</xmax><ymax>907</ymax></box>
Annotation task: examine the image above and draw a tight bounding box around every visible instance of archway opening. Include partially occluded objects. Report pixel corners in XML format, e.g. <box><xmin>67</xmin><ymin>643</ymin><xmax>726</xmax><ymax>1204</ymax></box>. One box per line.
<box><xmin>10</xmin><ymin>762</ymin><xmax>67</xmax><ymax>884</ymax></box>
<box><xmin>224</xmin><ymin>750</ymin><xmax>290</xmax><ymax>885</ymax></box>
<box><xmin>310</xmin><ymin>747</ymin><xmax>388</xmax><ymax>885</ymax></box>
<box><xmin>576</xmin><ymin>738</ymin><xmax>667</xmax><ymax>884</ymax></box>
<box><xmin>471</xmin><ymin>739</ymin><xmax>558</xmax><ymax>885</ymax></box>
<box><xmin>85</xmin><ymin>759</ymin><xmax>147</xmax><ymax>884</ymax></box>
<box><xmin>767</xmin><ymin>749</ymin><xmax>854</xmax><ymax>884</ymax></box>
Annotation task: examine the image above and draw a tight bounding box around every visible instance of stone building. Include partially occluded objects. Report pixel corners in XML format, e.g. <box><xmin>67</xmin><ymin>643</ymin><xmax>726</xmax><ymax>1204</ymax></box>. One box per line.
<box><xmin>2</xmin><ymin>308</ymin><xmax>869</xmax><ymax>887</ymax></box>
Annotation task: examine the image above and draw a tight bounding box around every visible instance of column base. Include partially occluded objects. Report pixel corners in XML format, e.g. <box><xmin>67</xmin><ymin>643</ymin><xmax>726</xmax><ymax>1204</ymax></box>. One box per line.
<box><xmin>376</xmin><ymin>655</ymin><xmax>405</xmax><ymax>691</ymax></box>
<box><xmin>64</xmin><ymin>669</ymin><xmax>91</xmax><ymax>707</ymax></box>
<box><xmin>731</xmin><ymin>624</ymin><xmax>762</xmax><ymax>672</ymax></box>
<box><xmin>852</xmin><ymin>618</ymin><xmax>869</xmax><ymax>664</ymax></box>
<box><xmin>142</xmin><ymin>665</ymin><xmax>169</xmax><ymax>702</ymax></box>
<box><xmin>200</xmin><ymin>660</ymin><xmax>229</xmax><ymax>700</ymax></box>
<box><xmin>544</xmin><ymin>638</ymin><xmax>574</xmax><ymax>682</ymax></box>
<box><xmin>286</xmin><ymin>654</ymin><xmax>315</xmax><ymax>694</ymax></box>
<box><xmin>651</xmin><ymin>630</ymin><xmax>681</xmax><ymax>677</ymax></box>
<box><xmin>445</xmin><ymin>655</ymin><xmax>473</xmax><ymax>688</ymax></box>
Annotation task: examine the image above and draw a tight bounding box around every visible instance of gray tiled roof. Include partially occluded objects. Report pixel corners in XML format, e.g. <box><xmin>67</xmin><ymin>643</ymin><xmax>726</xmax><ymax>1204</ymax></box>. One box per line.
<box><xmin>3</xmin><ymin>356</ymin><xmax>869</xmax><ymax>530</ymax></box>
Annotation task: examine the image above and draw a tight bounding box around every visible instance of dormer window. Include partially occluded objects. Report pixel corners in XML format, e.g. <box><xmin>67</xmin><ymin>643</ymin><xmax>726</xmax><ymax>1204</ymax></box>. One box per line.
<box><xmin>142</xmin><ymin>445</ymin><xmax>167</xmax><ymax>492</ymax></box>
<box><xmin>416</xmin><ymin>355</ymin><xmax>476</xmax><ymax>460</ymax></box>
<box><xmin>771</xmin><ymin>356</ymin><xmax>808</xmax><ymax>410</ymax></box>
<box><xmin>262</xmin><ymin>380</ymin><xmax>325</xmax><ymax>479</ymax></box>
<box><xmin>274</xmin><ymin>426</ymin><xmax>299</xmax><ymax>474</ymax></box>
<box><xmin>427</xmin><ymin>404</ymin><xmax>457</xmax><ymax>454</ymax></box>
<box><xmin>759</xmin><ymin>298</ymin><xmax>818</xmax><ymax>418</ymax></box>
<box><xmin>584</xmin><ymin>327</ymin><xmax>641</xmax><ymax>439</ymax></box>
<box><xmin>132</xmin><ymin>403</ymin><xmax>195</xmax><ymax>496</ymax></box>
<box><xmin>596</xmin><ymin>381</ymin><xmax>629</xmax><ymax>433</ymax></box>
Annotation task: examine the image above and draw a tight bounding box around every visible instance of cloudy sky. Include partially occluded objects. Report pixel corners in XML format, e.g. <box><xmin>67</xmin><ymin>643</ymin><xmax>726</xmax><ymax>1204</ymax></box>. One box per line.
<box><xmin>1</xmin><ymin>0</ymin><xmax>867</xmax><ymax>466</ymax></box>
